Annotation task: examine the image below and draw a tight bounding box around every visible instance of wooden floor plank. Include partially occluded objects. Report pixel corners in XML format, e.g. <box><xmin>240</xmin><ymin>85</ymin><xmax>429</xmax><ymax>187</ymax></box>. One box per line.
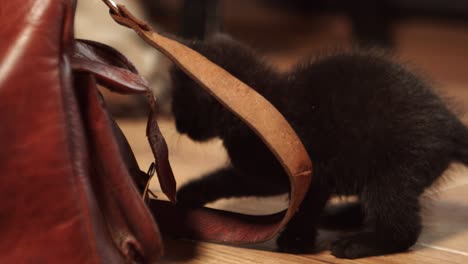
<box><xmin>161</xmin><ymin>240</ymin><xmax>327</xmax><ymax>264</ymax></box>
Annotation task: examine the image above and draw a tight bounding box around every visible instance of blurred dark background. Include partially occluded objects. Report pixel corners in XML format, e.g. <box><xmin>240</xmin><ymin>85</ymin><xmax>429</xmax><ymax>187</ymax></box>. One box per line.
<box><xmin>146</xmin><ymin>0</ymin><xmax>468</xmax><ymax>47</ymax></box>
<box><xmin>77</xmin><ymin>0</ymin><xmax>468</xmax><ymax>119</ymax></box>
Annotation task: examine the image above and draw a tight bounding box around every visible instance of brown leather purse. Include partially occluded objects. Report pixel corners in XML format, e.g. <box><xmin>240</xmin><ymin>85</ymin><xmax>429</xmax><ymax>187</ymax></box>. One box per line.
<box><xmin>0</xmin><ymin>0</ymin><xmax>312</xmax><ymax>263</ymax></box>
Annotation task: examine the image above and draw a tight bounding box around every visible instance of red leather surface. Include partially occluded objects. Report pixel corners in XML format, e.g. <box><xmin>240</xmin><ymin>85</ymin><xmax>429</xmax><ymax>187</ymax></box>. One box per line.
<box><xmin>0</xmin><ymin>0</ymin><xmax>163</xmax><ymax>262</ymax></box>
<box><xmin>74</xmin><ymin>74</ymin><xmax>163</xmax><ymax>263</ymax></box>
<box><xmin>0</xmin><ymin>1</ymin><xmax>97</xmax><ymax>262</ymax></box>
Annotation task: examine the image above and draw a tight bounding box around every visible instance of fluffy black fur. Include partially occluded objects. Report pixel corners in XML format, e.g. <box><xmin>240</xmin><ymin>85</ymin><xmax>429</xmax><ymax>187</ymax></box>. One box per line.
<box><xmin>169</xmin><ymin>34</ymin><xmax>468</xmax><ymax>259</ymax></box>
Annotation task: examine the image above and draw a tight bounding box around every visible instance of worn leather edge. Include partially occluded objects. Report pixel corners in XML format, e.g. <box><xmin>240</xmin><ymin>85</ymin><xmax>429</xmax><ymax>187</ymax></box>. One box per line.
<box><xmin>78</xmin><ymin>73</ymin><xmax>164</xmax><ymax>261</ymax></box>
<box><xmin>71</xmin><ymin>40</ymin><xmax>177</xmax><ymax>202</ymax></box>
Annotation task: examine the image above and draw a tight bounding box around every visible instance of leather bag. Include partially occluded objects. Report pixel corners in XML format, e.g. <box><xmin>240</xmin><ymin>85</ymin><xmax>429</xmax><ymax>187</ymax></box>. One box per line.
<box><xmin>1</xmin><ymin>1</ymin><xmax>167</xmax><ymax>262</ymax></box>
<box><xmin>0</xmin><ymin>0</ymin><xmax>313</xmax><ymax>262</ymax></box>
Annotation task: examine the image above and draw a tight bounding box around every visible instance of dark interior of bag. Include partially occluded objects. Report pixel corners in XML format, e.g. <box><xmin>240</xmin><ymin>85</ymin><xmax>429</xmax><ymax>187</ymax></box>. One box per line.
<box><xmin>76</xmin><ymin>0</ymin><xmax>468</xmax><ymax>263</ymax></box>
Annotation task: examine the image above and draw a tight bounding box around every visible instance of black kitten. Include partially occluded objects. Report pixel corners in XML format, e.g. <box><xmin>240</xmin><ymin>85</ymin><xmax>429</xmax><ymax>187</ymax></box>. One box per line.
<box><xmin>169</xmin><ymin>34</ymin><xmax>468</xmax><ymax>259</ymax></box>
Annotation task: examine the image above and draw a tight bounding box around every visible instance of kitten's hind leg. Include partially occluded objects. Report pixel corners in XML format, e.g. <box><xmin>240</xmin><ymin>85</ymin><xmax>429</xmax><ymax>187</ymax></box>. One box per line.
<box><xmin>176</xmin><ymin>167</ymin><xmax>287</xmax><ymax>207</ymax></box>
<box><xmin>277</xmin><ymin>181</ymin><xmax>331</xmax><ymax>253</ymax></box>
<box><xmin>331</xmin><ymin>187</ymin><xmax>422</xmax><ymax>259</ymax></box>
<box><xmin>319</xmin><ymin>200</ymin><xmax>365</xmax><ymax>230</ymax></box>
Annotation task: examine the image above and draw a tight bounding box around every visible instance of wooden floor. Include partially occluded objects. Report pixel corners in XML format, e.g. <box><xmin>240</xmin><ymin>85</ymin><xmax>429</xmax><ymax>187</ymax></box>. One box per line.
<box><xmin>119</xmin><ymin>118</ymin><xmax>468</xmax><ymax>264</ymax></box>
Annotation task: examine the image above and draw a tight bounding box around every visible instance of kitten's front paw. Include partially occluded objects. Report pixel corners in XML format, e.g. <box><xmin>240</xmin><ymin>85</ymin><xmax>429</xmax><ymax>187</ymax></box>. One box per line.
<box><xmin>176</xmin><ymin>183</ymin><xmax>210</xmax><ymax>207</ymax></box>
<box><xmin>331</xmin><ymin>233</ymin><xmax>390</xmax><ymax>259</ymax></box>
<box><xmin>276</xmin><ymin>229</ymin><xmax>316</xmax><ymax>254</ymax></box>
<box><xmin>319</xmin><ymin>202</ymin><xmax>364</xmax><ymax>230</ymax></box>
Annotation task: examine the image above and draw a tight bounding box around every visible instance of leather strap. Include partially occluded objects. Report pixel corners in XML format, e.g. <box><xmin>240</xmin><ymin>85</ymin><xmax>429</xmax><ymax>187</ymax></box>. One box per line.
<box><xmin>101</xmin><ymin>0</ymin><xmax>313</xmax><ymax>244</ymax></box>
<box><xmin>72</xmin><ymin>39</ymin><xmax>177</xmax><ymax>202</ymax></box>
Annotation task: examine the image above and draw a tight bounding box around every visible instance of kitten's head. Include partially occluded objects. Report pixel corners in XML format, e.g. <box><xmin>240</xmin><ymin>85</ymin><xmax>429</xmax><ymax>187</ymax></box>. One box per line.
<box><xmin>170</xmin><ymin>65</ymin><xmax>222</xmax><ymax>142</ymax></box>
<box><xmin>169</xmin><ymin>34</ymin><xmax>259</xmax><ymax>141</ymax></box>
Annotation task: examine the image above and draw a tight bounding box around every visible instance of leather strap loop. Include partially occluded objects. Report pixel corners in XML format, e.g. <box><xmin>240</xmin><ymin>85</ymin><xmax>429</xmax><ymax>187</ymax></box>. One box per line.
<box><xmin>101</xmin><ymin>1</ymin><xmax>313</xmax><ymax>244</ymax></box>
